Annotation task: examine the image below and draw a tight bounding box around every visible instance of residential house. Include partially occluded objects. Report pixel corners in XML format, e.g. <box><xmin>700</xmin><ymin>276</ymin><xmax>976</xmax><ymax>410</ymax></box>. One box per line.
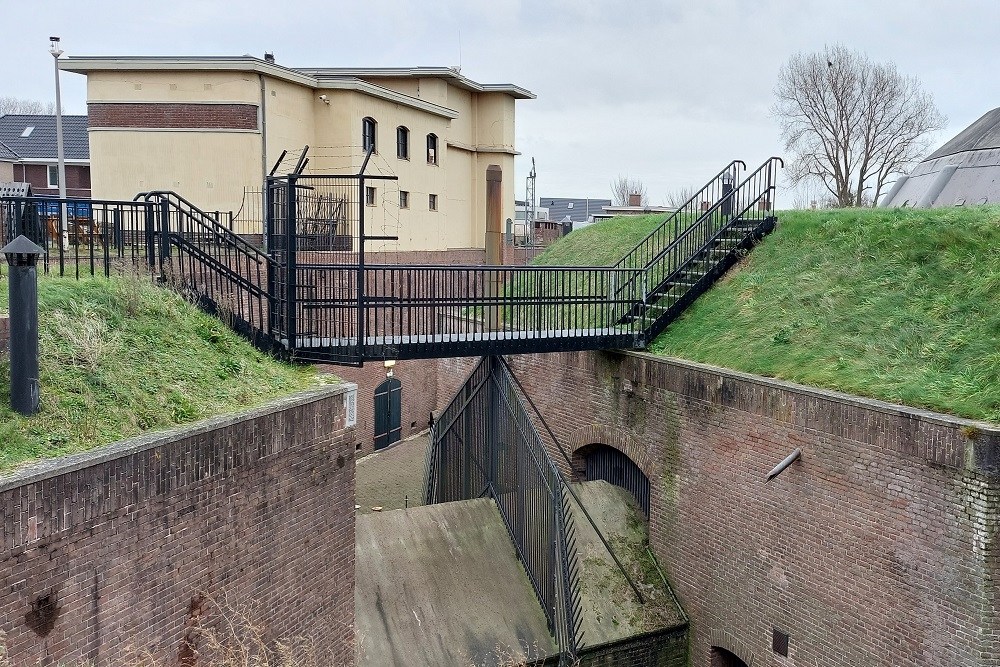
<box><xmin>0</xmin><ymin>115</ymin><xmax>91</xmax><ymax>197</ymax></box>
<box><xmin>60</xmin><ymin>56</ymin><xmax>534</xmax><ymax>253</ymax></box>
<box><xmin>541</xmin><ymin>197</ymin><xmax>612</xmax><ymax>231</ymax></box>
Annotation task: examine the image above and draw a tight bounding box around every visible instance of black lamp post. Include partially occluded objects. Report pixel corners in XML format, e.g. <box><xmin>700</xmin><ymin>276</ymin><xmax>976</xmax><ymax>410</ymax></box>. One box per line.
<box><xmin>721</xmin><ymin>170</ymin><xmax>735</xmax><ymax>217</ymax></box>
<box><xmin>2</xmin><ymin>235</ymin><xmax>44</xmax><ymax>415</ymax></box>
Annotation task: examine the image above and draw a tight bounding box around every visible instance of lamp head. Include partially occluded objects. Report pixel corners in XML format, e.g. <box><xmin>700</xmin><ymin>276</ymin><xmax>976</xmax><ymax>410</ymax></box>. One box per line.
<box><xmin>49</xmin><ymin>36</ymin><xmax>63</xmax><ymax>57</ymax></box>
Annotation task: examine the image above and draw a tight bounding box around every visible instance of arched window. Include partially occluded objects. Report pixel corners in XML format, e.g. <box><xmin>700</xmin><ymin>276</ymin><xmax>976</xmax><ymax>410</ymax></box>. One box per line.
<box><xmin>362</xmin><ymin>117</ymin><xmax>377</xmax><ymax>153</ymax></box>
<box><xmin>426</xmin><ymin>133</ymin><xmax>438</xmax><ymax>165</ymax></box>
<box><xmin>396</xmin><ymin>126</ymin><xmax>409</xmax><ymax>160</ymax></box>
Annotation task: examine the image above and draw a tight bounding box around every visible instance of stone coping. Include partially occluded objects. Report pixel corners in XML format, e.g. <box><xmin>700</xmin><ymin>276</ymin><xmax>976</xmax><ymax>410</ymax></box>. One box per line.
<box><xmin>0</xmin><ymin>382</ymin><xmax>356</xmax><ymax>493</ymax></box>
<box><xmin>625</xmin><ymin>350</ymin><xmax>1000</xmax><ymax>434</ymax></box>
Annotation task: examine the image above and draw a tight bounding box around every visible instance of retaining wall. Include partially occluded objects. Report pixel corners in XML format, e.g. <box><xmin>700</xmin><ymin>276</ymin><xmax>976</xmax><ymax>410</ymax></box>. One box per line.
<box><xmin>0</xmin><ymin>383</ymin><xmax>358</xmax><ymax>665</ymax></box>
<box><xmin>438</xmin><ymin>351</ymin><xmax>1000</xmax><ymax>666</ymax></box>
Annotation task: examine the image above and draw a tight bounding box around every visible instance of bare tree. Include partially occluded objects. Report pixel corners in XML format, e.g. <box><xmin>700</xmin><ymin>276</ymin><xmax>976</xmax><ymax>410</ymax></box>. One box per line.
<box><xmin>610</xmin><ymin>175</ymin><xmax>648</xmax><ymax>206</ymax></box>
<box><xmin>772</xmin><ymin>44</ymin><xmax>945</xmax><ymax>207</ymax></box>
<box><xmin>663</xmin><ymin>186</ymin><xmax>696</xmax><ymax>208</ymax></box>
<box><xmin>0</xmin><ymin>97</ymin><xmax>57</xmax><ymax>115</ymax></box>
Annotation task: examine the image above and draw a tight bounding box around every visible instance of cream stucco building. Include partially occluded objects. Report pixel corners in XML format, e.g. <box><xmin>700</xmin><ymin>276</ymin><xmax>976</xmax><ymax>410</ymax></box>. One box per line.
<box><xmin>61</xmin><ymin>56</ymin><xmax>534</xmax><ymax>252</ymax></box>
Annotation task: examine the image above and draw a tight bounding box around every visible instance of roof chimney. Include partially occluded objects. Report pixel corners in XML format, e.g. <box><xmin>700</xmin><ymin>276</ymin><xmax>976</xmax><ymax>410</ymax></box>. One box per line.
<box><xmin>628</xmin><ymin>193</ymin><xmax>642</xmax><ymax>207</ymax></box>
<box><xmin>264</xmin><ymin>52</ymin><xmax>275</xmax><ymax>64</ymax></box>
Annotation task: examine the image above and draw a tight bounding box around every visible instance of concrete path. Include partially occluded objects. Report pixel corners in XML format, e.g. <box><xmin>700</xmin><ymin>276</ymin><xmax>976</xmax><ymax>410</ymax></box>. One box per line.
<box><xmin>355</xmin><ymin>498</ymin><xmax>557</xmax><ymax>667</ymax></box>
<box><xmin>355</xmin><ymin>432</ymin><xmax>429</xmax><ymax>515</ymax></box>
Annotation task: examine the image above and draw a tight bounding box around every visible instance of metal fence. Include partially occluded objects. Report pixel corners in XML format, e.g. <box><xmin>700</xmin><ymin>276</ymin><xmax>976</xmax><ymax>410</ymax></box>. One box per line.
<box><xmin>0</xmin><ymin>197</ymin><xmax>154</xmax><ymax>277</ymax></box>
<box><xmin>426</xmin><ymin>356</ymin><xmax>584</xmax><ymax>665</ymax></box>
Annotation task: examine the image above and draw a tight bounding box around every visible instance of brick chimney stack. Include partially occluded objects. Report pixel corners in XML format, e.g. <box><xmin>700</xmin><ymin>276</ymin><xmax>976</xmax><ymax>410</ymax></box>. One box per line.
<box><xmin>628</xmin><ymin>193</ymin><xmax>642</xmax><ymax>207</ymax></box>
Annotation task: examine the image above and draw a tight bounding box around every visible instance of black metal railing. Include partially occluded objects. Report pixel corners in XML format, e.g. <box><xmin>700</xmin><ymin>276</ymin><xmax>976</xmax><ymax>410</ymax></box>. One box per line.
<box><xmin>0</xmin><ymin>197</ymin><xmax>154</xmax><ymax>278</ymax></box>
<box><xmin>426</xmin><ymin>356</ymin><xmax>583</xmax><ymax>664</ymax></box>
<box><xmin>0</xmin><ymin>155</ymin><xmax>780</xmax><ymax>365</ymax></box>
<box><xmin>615</xmin><ymin>157</ymin><xmax>783</xmax><ymax>337</ymax></box>
<box><xmin>138</xmin><ymin>191</ymin><xmax>278</xmax><ymax>352</ymax></box>
<box><xmin>614</xmin><ymin>160</ymin><xmax>746</xmax><ymax>273</ymax></box>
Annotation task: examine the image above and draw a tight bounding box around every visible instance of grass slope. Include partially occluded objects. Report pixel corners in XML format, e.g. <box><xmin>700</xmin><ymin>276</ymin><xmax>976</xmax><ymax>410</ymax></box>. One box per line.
<box><xmin>648</xmin><ymin>207</ymin><xmax>1000</xmax><ymax>424</ymax></box>
<box><xmin>531</xmin><ymin>214</ymin><xmax>667</xmax><ymax>266</ymax></box>
<box><xmin>0</xmin><ymin>274</ymin><xmax>321</xmax><ymax>472</ymax></box>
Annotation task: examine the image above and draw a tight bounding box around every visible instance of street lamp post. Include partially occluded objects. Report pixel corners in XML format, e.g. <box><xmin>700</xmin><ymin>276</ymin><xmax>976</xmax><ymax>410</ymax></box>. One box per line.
<box><xmin>49</xmin><ymin>36</ymin><xmax>67</xmax><ymax>250</ymax></box>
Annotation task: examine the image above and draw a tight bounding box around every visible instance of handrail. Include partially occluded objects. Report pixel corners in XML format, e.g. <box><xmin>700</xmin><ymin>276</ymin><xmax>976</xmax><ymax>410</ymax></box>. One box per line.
<box><xmin>613</xmin><ymin>159</ymin><xmax>746</xmax><ymax>272</ymax></box>
<box><xmin>617</xmin><ymin>157</ymin><xmax>783</xmax><ymax>318</ymax></box>
<box><xmin>137</xmin><ymin>190</ymin><xmax>272</xmax><ymax>262</ymax></box>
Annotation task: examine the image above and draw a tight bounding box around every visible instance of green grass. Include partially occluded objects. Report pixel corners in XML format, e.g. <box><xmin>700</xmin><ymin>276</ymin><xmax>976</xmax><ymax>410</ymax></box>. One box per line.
<box><xmin>645</xmin><ymin>206</ymin><xmax>1000</xmax><ymax>424</ymax></box>
<box><xmin>531</xmin><ymin>214</ymin><xmax>668</xmax><ymax>267</ymax></box>
<box><xmin>0</xmin><ymin>272</ymin><xmax>323</xmax><ymax>473</ymax></box>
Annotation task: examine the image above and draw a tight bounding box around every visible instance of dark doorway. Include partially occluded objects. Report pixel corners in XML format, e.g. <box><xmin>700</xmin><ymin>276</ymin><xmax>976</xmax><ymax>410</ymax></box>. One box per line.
<box><xmin>581</xmin><ymin>444</ymin><xmax>650</xmax><ymax>517</ymax></box>
<box><xmin>374</xmin><ymin>377</ymin><xmax>402</xmax><ymax>450</ymax></box>
<box><xmin>710</xmin><ymin>647</ymin><xmax>749</xmax><ymax>667</ymax></box>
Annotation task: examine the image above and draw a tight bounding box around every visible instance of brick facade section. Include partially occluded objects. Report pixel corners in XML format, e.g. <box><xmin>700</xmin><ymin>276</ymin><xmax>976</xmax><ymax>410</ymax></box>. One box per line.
<box><xmin>437</xmin><ymin>351</ymin><xmax>1000</xmax><ymax>666</ymax></box>
<box><xmin>88</xmin><ymin>103</ymin><xmax>259</xmax><ymax>131</ymax></box>
<box><xmin>0</xmin><ymin>314</ymin><xmax>8</xmax><ymax>355</ymax></box>
<box><xmin>325</xmin><ymin>357</ymin><xmax>440</xmax><ymax>458</ymax></box>
<box><xmin>13</xmin><ymin>163</ymin><xmax>91</xmax><ymax>198</ymax></box>
<box><xmin>0</xmin><ymin>385</ymin><xmax>357</xmax><ymax>666</ymax></box>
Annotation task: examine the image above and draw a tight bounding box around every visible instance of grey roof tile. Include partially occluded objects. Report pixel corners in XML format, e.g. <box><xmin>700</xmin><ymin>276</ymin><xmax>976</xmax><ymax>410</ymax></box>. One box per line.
<box><xmin>0</xmin><ymin>114</ymin><xmax>89</xmax><ymax>160</ymax></box>
<box><xmin>539</xmin><ymin>197</ymin><xmax>612</xmax><ymax>223</ymax></box>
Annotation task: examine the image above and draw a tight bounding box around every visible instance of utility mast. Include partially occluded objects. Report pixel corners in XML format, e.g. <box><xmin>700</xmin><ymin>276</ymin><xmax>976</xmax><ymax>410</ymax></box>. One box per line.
<box><xmin>525</xmin><ymin>158</ymin><xmax>536</xmax><ymax>246</ymax></box>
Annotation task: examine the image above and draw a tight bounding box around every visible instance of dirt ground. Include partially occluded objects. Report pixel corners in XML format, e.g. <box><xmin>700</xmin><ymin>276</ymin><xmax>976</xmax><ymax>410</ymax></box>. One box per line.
<box><xmin>354</xmin><ymin>431</ymin><xmax>429</xmax><ymax>515</ymax></box>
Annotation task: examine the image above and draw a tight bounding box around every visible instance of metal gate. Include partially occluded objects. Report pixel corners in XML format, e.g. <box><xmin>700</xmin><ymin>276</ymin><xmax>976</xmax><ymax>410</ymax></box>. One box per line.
<box><xmin>374</xmin><ymin>377</ymin><xmax>402</xmax><ymax>450</ymax></box>
<box><xmin>584</xmin><ymin>445</ymin><xmax>650</xmax><ymax>517</ymax></box>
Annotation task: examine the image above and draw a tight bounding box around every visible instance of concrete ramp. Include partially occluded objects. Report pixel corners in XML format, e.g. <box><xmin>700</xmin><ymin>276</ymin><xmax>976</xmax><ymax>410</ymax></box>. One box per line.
<box><xmin>355</xmin><ymin>498</ymin><xmax>557</xmax><ymax>666</ymax></box>
<box><xmin>570</xmin><ymin>480</ymin><xmax>687</xmax><ymax>647</ymax></box>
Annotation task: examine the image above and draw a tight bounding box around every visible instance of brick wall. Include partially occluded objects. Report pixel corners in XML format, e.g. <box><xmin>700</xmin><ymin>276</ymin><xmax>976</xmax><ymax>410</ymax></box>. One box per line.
<box><xmin>324</xmin><ymin>357</ymin><xmax>440</xmax><ymax>458</ymax></box>
<box><xmin>14</xmin><ymin>163</ymin><xmax>91</xmax><ymax>198</ymax></box>
<box><xmin>0</xmin><ymin>313</ymin><xmax>8</xmax><ymax>355</ymax></box>
<box><xmin>438</xmin><ymin>351</ymin><xmax>1000</xmax><ymax>666</ymax></box>
<box><xmin>88</xmin><ymin>103</ymin><xmax>259</xmax><ymax>130</ymax></box>
<box><xmin>0</xmin><ymin>384</ymin><xmax>358</xmax><ymax>666</ymax></box>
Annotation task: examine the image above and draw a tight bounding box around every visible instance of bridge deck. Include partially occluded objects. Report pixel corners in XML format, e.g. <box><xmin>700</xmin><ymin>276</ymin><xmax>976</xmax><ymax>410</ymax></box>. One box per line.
<box><xmin>285</xmin><ymin>328</ymin><xmax>642</xmax><ymax>360</ymax></box>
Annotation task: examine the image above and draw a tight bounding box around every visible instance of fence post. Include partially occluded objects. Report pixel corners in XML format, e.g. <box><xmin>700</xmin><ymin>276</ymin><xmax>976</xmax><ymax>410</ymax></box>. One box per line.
<box><xmin>357</xmin><ymin>174</ymin><xmax>366</xmax><ymax>361</ymax></box>
<box><xmin>159</xmin><ymin>200</ymin><xmax>171</xmax><ymax>267</ymax></box>
<box><xmin>264</xmin><ymin>180</ymin><xmax>275</xmax><ymax>337</ymax></box>
<box><xmin>285</xmin><ymin>176</ymin><xmax>298</xmax><ymax>355</ymax></box>
<box><xmin>144</xmin><ymin>202</ymin><xmax>156</xmax><ymax>270</ymax></box>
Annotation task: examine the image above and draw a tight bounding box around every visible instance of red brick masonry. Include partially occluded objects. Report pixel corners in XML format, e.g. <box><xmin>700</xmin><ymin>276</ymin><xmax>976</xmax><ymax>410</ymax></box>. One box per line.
<box><xmin>0</xmin><ymin>314</ymin><xmax>8</xmax><ymax>355</ymax></box>
<box><xmin>0</xmin><ymin>383</ymin><xmax>357</xmax><ymax>665</ymax></box>
<box><xmin>438</xmin><ymin>351</ymin><xmax>1000</xmax><ymax>667</ymax></box>
<box><xmin>88</xmin><ymin>103</ymin><xmax>259</xmax><ymax>130</ymax></box>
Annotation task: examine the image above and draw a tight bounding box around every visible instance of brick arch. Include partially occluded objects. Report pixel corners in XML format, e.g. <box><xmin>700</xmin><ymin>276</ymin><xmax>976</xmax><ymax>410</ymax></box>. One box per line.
<box><xmin>567</xmin><ymin>425</ymin><xmax>656</xmax><ymax>482</ymax></box>
<box><xmin>709</xmin><ymin>629</ymin><xmax>756</xmax><ymax>667</ymax></box>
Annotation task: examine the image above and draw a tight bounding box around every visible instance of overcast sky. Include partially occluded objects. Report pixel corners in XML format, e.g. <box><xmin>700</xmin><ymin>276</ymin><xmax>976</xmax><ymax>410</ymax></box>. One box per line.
<box><xmin>3</xmin><ymin>0</ymin><xmax>999</xmax><ymax>205</ymax></box>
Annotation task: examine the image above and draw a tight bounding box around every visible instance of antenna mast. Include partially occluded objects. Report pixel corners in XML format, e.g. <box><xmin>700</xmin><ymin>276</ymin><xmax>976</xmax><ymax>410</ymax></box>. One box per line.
<box><xmin>525</xmin><ymin>158</ymin><xmax>536</xmax><ymax>246</ymax></box>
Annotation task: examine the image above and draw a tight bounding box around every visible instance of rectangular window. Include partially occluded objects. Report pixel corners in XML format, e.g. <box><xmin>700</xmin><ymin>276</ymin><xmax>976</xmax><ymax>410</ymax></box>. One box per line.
<box><xmin>47</xmin><ymin>165</ymin><xmax>60</xmax><ymax>188</ymax></box>
<box><xmin>396</xmin><ymin>126</ymin><xmax>409</xmax><ymax>160</ymax></box>
<box><xmin>365</xmin><ymin>186</ymin><xmax>377</xmax><ymax>206</ymax></box>
<box><xmin>399</xmin><ymin>191</ymin><xmax>409</xmax><ymax>209</ymax></box>
<box><xmin>427</xmin><ymin>133</ymin><xmax>438</xmax><ymax>165</ymax></box>
<box><xmin>429</xmin><ymin>194</ymin><xmax>438</xmax><ymax>211</ymax></box>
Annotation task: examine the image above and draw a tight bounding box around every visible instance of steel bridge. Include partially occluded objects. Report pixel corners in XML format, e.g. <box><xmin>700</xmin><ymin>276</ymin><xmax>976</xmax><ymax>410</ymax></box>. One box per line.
<box><xmin>0</xmin><ymin>156</ymin><xmax>781</xmax><ymax>366</ymax></box>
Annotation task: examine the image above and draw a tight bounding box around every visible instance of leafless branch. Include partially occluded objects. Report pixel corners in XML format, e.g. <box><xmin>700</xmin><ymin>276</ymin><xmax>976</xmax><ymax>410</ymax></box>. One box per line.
<box><xmin>771</xmin><ymin>44</ymin><xmax>945</xmax><ymax>207</ymax></box>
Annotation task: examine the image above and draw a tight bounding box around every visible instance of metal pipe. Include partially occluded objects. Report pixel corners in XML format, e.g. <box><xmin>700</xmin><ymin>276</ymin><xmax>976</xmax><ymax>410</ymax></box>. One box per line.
<box><xmin>3</xmin><ymin>236</ymin><xmax>45</xmax><ymax>415</ymax></box>
<box><xmin>765</xmin><ymin>448</ymin><xmax>802</xmax><ymax>483</ymax></box>
<box><xmin>50</xmin><ymin>38</ymin><xmax>67</xmax><ymax>251</ymax></box>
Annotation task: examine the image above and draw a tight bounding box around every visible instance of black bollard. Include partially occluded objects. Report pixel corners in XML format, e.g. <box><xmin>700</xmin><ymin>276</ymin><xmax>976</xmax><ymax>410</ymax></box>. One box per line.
<box><xmin>721</xmin><ymin>169</ymin><xmax>735</xmax><ymax>217</ymax></box>
<box><xmin>2</xmin><ymin>235</ymin><xmax>44</xmax><ymax>416</ymax></box>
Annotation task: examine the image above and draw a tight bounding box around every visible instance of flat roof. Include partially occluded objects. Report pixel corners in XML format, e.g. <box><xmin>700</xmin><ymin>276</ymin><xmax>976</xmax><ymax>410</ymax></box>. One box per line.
<box><xmin>60</xmin><ymin>56</ymin><xmax>535</xmax><ymax>99</ymax></box>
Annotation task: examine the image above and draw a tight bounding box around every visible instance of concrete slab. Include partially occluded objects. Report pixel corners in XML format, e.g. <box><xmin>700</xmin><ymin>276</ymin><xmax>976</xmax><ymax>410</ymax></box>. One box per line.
<box><xmin>570</xmin><ymin>480</ymin><xmax>686</xmax><ymax>648</ymax></box>
<box><xmin>355</xmin><ymin>498</ymin><xmax>557</xmax><ymax>667</ymax></box>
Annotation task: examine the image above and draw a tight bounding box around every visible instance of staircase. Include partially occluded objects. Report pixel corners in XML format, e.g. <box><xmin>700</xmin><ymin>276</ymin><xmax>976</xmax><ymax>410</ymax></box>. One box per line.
<box><xmin>614</xmin><ymin>157</ymin><xmax>783</xmax><ymax>345</ymax></box>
